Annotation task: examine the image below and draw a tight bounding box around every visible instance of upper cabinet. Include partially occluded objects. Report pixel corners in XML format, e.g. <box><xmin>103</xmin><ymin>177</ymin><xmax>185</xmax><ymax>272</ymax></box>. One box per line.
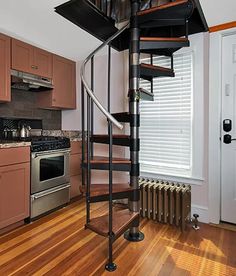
<box><xmin>11</xmin><ymin>38</ymin><xmax>52</xmax><ymax>78</ymax></box>
<box><xmin>0</xmin><ymin>33</ymin><xmax>76</xmax><ymax>109</ymax></box>
<box><xmin>38</xmin><ymin>55</ymin><xmax>76</xmax><ymax>110</ymax></box>
<box><xmin>0</xmin><ymin>33</ymin><xmax>11</xmax><ymax>102</ymax></box>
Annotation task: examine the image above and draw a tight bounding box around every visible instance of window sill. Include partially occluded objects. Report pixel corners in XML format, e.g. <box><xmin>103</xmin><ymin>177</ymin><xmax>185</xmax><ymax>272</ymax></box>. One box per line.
<box><xmin>140</xmin><ymin>170</ymin><xmax>204</xmax><ymax>186</ymax></box>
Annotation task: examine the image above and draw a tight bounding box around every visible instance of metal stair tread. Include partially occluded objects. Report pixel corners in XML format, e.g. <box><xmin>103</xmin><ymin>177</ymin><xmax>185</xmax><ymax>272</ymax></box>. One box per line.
<box><xmin>140</xmin><ymin>37</ymin><xmax>190</xmax><ymax>51</ymax></box>
<box><xmin>90</xmin><ymin>183</ymin><xmax>134</xmax><ymax>197</ymax></box>
<box><xmin>138</xmin><ymin>0</ymin><xmax>194</xmax><ymax>27</ymax></box>
<box><xmin>112</xmin><ymin>112</ymin><xmax>130</xmax><ymax>123</ymax></box>
<box><xmin>88</xmin><ymin>156</ymin><xmax>131</xmax><ymax>164</ymax></box>
<box><xmin>139</xmin><ymin>88</ymin><xmax>154</xmax><ymax>101</ymax></box>
<box><xmin>140</xmin><ymin>63</ymin><xmax>174</xmax><ymax>80</ymax></box>
<box><xmin>83</xmin><ymin>155</ymin><xmax>131</xmax><ymax>172</ymax></box>
<box><xmin>140</xmin><ymin>37</ymin><xmax>189</xmax><ymax>42</ymax></box>
<box><xmin>140</xmin><ymin>47</ymin><xmax>181</xmax><ymax>56</ymax></box>
<box><xmin>91</xmin><ymin>134</ymin><xmax>130</xmax><ymax>146</ymax></box>
<box><xmin>92</xmin><ymin>134</ymin><xmax>129</xmax><ymax>138</ymax></box>
<box><xmin>86</xmin><ymin>208</ymin><xmax>139</xmax><ymax>237</ymax></box>
<box><xmin>55</xmin><ymin>0</ymin><xmax>119</xmax><ymax>47</ymax></box>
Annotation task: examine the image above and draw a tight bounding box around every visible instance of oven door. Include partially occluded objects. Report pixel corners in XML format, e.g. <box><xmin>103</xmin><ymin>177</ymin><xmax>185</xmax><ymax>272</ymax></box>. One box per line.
<box><xmin>31</xmin><ymin>149</ymin><xmax>70</xmax><ymax>194</ymax></box>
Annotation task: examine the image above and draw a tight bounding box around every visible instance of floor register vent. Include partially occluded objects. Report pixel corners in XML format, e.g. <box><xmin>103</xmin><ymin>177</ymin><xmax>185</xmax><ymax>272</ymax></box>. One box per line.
<box><xmin>139</xmin><ymin>178</ymin><xmax>191</xmax><ymax>231</ymax></box>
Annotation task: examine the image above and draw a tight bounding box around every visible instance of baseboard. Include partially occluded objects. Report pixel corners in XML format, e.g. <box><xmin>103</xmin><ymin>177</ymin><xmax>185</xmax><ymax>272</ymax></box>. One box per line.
<box><xmin>191</xmin><ymin>204</ymin><xmax>209</xmax><ymax>223</ymax></box>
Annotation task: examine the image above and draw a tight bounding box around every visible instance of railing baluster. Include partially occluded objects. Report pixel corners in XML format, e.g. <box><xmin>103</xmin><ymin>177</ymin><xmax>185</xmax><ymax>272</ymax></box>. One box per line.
<box><xmin>105</xmin><ymin>0</ymin><xmax>107</xmax><ymax>16</ymax></box>
<box><xmin>91</xmin><ymin>57</ymin><xmax>94</xmax><ymax>158</ymax></box>
<box><xmin>108</xmin><ymin>45</ymin><xmax>111</xmax><ymax>112</ymax></box>
<box><xmin>109</xmin><ymin>0</ymin><xmax>113</xmax><ymax>18</ymax></box>
<box><xmin>106</xmin><ymin>120</ymin><xmax>114</xmax><ymax>270</ymax></box>
<box><xmin>150</xmin><ymin>54</ymin><xmax>153</xmax><ymax>94</ymax></box>
<box><xmin>81</xmin><ymin>81</ymin><xmax>85</xmax><ymax>189</ymax></box>
<box><xmin>185</xmin><ymin>19</ymin><xmax>189</xmax><ymax>39</ymax></box>
<box><xmin>171</xmin><ymin>54</ymin><xmax>174</xmax><ymax>71</ymax></box>
<box><xmin>86</xmin><ymin>94</ymin><xmax>91</xmax><ymax>224</ymax></box>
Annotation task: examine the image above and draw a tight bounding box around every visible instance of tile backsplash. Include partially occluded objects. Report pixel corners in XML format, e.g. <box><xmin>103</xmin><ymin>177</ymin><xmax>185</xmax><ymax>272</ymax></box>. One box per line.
<box><xmin>0</xmin><ymin>89</ymin><xmax>61</xmax><ymax>129</ymax></box>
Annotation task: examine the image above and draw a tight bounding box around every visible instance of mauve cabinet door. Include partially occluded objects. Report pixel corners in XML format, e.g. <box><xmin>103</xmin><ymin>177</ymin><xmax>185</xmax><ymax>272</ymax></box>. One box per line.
<box><xmin>70</xmin><ymin>175</ymin><xmax>82</xmax><ymax>199</ymax></box>
<box><xmin>0</xmin><ymin>33</ymin><xmax>10</xmax><ymax>102</ymax></box>
<box><xmin>52</xmin><ymin>55</ymin><xmax>76</xmax><ymax>109</ymax></box>
<box><xmin>0</xmin><ymin>163</ymin><xmax>30</xmax><ymax>229</ymax></box>
<box><xmin>34</xmin><ymin>47</ymin><xmax>53</xmax><ymax>78</ymax></box>
<box><xmin>11</xmin><ymin>38</ymin><xmax>34</xmax><ymax>74</ymax></box>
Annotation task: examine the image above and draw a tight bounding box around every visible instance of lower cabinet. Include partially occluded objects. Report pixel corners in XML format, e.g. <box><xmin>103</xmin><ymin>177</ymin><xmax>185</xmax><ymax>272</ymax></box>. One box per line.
<box><xmin>70</xmin><ymin>141</ymin><xmax>82</xmax><ymax>199</ymax></box>
<box><xmin>0</xmin><ymin>162</ymin><xmax>30</xmax><ymax>229</ymax></box>
<box><xmin>70</xmin><ymin>175</ymin><xmax>82</xmax><ymax>199</ymax></box>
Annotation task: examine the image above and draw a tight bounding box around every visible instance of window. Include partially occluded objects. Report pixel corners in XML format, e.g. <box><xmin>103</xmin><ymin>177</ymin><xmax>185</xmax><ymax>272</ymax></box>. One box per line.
<box><xmin>140</xmin><ymin>52</ymin><xmax>194</xmax><ymax>178</ymax></box>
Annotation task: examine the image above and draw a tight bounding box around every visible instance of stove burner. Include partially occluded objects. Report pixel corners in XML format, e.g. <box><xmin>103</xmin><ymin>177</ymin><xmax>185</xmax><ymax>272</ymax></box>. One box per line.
<box><xmin>20</xmin><ymin>136</ymin><xmax>70</xmax><ymax>152</ymax></box>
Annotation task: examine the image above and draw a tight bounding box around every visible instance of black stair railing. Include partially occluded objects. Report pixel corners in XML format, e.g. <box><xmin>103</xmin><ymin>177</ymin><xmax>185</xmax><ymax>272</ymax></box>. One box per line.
<box><xmin>81</xmin><ymin>23</ymin><xmax>128</xmax><ymax>270</ymax></box>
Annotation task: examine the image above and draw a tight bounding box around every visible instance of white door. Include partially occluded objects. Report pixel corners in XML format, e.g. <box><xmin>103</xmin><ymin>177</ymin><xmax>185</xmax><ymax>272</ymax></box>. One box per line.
<box><xmin>221</xmin><ymin>33</ymin><xmax>236</xmax><ymax>224</ymax></box>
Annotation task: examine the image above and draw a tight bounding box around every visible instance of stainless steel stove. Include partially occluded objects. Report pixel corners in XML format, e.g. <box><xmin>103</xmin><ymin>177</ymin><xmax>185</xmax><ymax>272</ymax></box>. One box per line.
<box><xmin>30</xmin><ymin>136</ymin><xmax>71</xmax><ymax>219</ymax></box>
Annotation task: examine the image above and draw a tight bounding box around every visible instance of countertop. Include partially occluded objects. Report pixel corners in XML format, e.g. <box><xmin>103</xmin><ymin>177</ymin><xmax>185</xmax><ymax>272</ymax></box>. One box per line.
<box><xmin>0</xmin><ymin>130</ymin><xmax>82</xmax><ymax>149</ymax></box>
<box><xmin>0</xmin><ymin>140</ymin><xmax>31</xmax><ymax>149</ymax></box>
<box><xmin>0</xmin><ymin>139</ymin><xmax>82</xmax><ymax>149</ymax></box>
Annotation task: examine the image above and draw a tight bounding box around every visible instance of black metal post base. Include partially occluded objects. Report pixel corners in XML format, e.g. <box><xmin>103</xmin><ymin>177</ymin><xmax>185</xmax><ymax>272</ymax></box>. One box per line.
<box><xmin>105</xmin><ymin>262</ymin><xmax>117</xmax><ymax>272</ymax></box>
<box><xmin>124</xmin><ymin>230</ymin><xmax>145</xmax><ymax>242</ymax></box>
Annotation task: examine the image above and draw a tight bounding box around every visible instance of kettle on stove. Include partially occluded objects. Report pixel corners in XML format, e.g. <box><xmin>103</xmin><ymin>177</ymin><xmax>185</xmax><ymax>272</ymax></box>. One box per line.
<box><xmin>19</xmin><ymin>124</ymin><xmax>31</xmax><ymax>138</ymax></box>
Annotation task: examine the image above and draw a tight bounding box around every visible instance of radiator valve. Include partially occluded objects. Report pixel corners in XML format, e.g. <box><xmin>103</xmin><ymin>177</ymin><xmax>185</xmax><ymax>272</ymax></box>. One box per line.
<box><xmin>192</xmin><ymin>214</ymin><xmax>200</xmax><ymax>230</ymax></box>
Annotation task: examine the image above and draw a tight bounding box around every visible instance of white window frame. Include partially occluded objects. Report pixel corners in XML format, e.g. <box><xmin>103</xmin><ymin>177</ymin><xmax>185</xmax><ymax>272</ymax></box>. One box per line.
<box><xmin>139</xmin><ymin>33</ymin><xmax>206</xmax><ymax>184</ymax></box>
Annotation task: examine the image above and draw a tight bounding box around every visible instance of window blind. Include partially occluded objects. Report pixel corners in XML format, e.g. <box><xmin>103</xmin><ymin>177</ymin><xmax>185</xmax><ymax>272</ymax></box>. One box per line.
<box><xmin>140</xmin><ymin>52</ymin><xmax>193</xmax><ymax>176</ymax></box>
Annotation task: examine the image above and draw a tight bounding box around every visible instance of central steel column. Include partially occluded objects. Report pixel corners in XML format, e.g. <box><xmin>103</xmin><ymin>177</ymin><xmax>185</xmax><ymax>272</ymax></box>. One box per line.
<box><xmin>124</xmin><ymin>0</ymin><xmax>144</xmax><ymax>242</ymax></box>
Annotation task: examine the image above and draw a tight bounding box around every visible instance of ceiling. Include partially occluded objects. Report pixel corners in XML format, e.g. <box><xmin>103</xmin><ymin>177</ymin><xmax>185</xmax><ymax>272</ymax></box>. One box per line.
<box><xmin>0</xmin><ymin>0</ymin><xmax>102</xmax><ymax>61</ymax></box>
<box><xmin>0</xmin><ymin>0</ymin><xmax>235</xmax><ymax>61</ymax></box>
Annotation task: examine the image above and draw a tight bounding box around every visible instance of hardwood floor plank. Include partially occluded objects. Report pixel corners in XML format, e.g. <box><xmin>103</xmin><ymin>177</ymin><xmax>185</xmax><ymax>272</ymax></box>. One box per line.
<box><xmin>0</xmin><ymin>199</ymin><xmax>235</xmax><ymax>276</ymax></box>
<box><xmin>0</xmin><ymin>203</ymin><xmax>107</xmax><ymax>275</ymax></box>
<box><xmin>0</xmin><ymin>203</ymin><xmax>85</xmax><ymax>254</ymax></box>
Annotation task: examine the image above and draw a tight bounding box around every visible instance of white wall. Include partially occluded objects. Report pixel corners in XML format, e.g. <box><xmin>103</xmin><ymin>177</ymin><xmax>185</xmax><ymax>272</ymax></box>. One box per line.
<box><xmin>62</xmin><ymin>51</ymin><xmax>129</xmax><ymax>184</ymax></box>
<box><xmin>199</xmin><ymin>0</ymin><xmax>236</xmax><ymax>26</ymax></box>
<box><xmin>62</xmin><ymin>51</ymin><xmax>126</xmax><ymax>132</ymax></box>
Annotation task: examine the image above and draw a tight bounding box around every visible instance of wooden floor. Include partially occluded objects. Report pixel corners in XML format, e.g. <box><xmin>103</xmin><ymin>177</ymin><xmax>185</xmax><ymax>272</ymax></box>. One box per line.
<box><xmin>0</xmin><ymin>199</ymin><xmax>236</xmax><ymax>276</ymax></box>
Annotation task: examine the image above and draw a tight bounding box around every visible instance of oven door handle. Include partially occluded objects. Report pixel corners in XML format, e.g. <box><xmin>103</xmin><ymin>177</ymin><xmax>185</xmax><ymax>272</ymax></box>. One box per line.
<box><xmin>32</xmin><ymin>184</ymin><xmax>71</xmax><ymax>200</ymax></box>
<box><xmin>33</xmin><ymin>149</ymin><xmax>71</xmax><ymax>158</ymax></box>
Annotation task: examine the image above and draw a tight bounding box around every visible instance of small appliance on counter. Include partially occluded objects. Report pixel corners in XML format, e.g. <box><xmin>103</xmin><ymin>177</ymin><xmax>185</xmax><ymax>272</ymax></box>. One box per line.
<box><xmin>0</xmin><ymin>117</ymin><xmax>42</xmax><ymax>139</ymax></box>
<box><xmin>0</xmin><ymin>117</ymin><xmax>71</xmax><ymax>220</ymax></box>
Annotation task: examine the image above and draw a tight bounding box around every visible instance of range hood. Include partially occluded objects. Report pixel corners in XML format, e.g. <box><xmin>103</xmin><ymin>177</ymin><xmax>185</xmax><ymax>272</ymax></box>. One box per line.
<box><xmin>11</xmin><ymin>69</ymin><xmax>54</xmax><ymax>91</ymax></box>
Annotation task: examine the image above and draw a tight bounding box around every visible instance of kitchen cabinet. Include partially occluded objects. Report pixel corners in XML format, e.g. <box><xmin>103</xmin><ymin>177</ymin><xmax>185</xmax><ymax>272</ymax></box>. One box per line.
<box><xmin>11</xmin><ymin>38</ymin><xmax>52</xmax><ymax>78</ymax></box>
<box><xmin>70</xmin><ymin>141</ymin><xmax>82</xmax><ymax>199</ymax></box>
<box><xmin>0</xmin><ymin>147</ymin><xmax>30</xmax><ymax>230</ymax></box>
<box><xmin>38</xmin><ymin>54</ymin><xmax>76</xmax><ymax>110</ymax></box>
<box><xmin>0</xmin><ymin>33</ymin><xmax>11</xmax><ymax>102</ymax></box>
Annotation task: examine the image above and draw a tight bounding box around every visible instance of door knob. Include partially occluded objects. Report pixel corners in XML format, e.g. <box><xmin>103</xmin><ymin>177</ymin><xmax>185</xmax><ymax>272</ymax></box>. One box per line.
<box><xmin>223</xmin><ymin>134</ymin><xmax>236</xmax><ymax>144</ymax></box>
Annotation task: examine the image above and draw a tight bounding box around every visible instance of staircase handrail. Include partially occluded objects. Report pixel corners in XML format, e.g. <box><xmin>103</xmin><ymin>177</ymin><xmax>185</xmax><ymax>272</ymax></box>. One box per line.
<box><xmin>80</xmin><ymin>23</ymin><xmax>129</xmax><ymax>130</ymax></box>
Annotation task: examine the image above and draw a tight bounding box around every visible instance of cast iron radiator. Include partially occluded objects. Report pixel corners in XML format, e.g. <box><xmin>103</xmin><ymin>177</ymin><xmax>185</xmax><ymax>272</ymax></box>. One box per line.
<box><xmin>139</xmin><ymin>178</ymin><xmax>191</xmax><ymax>231</ymax></box>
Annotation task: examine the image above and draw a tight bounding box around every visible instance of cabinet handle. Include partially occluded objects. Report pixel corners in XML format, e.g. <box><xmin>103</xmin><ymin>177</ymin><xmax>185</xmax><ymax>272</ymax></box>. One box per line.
<box><xmin>31</xmin><ymin>65</ymin><xmax>38</xmax><ymax>69</ymax></box>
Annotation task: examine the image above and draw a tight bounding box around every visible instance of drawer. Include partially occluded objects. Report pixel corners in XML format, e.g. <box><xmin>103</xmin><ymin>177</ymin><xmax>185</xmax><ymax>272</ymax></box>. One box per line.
<box><xmin>71</xmin><ymin>141</ymin><xmax>82</xmax><ymax>155</ymax></box>
<box><xmin>70</xmin><ymin>153</ymin><xmax>82</xmax><ymax>176</ymax></box>
<box><xmin>0</xmin><ymin>147</ymin><xmax>30</xmax><ymax>167</ymax></box>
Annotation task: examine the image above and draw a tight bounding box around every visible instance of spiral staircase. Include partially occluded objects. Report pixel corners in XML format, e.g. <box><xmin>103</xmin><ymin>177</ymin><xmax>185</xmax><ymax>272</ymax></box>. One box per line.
<box><xmin>55</xmin><ymin>0</ymin><xmax>208</xmax><ymax>271</ymax></box>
